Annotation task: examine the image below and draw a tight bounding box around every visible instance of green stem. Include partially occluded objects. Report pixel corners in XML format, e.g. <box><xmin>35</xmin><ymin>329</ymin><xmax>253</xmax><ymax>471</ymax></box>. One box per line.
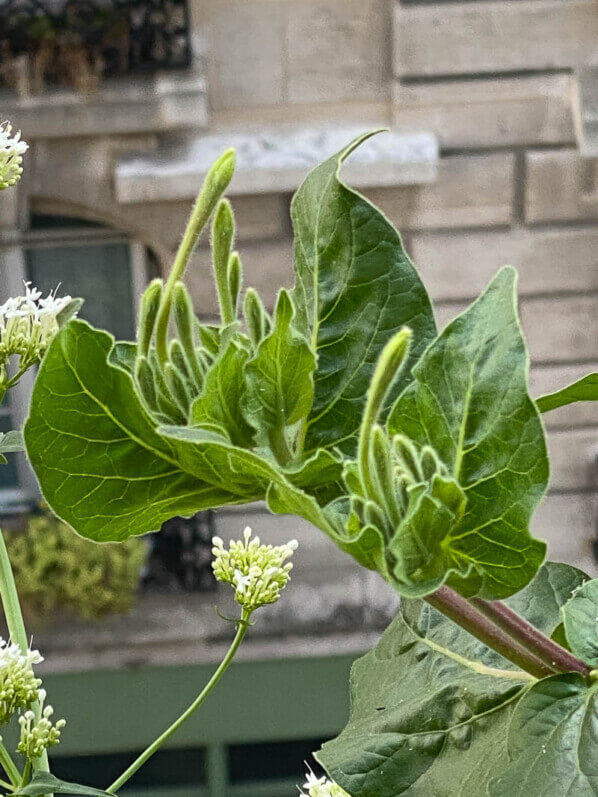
<box><xmin>155</xmin><ymin>149</ymin><xmax>235</xmax><ymax>363</ymax></box>
<box><xmin>107</xmin><ymin>612</ymin><xmax>251</xmax><ymax>794</ymax></box>
<box><xmin>426</xmin><ymin>586</ymin><xmax>555</xmax><ymax>680</ymax></box>
<box><xmin>0</xmin><ymin>738</ymin><xmax>20</xmax><ymax>787</ymax></box>
<box><xmin>0</xmin><ymin>532</ymin><xmax>50</xmax><ymax>779</ymax></box>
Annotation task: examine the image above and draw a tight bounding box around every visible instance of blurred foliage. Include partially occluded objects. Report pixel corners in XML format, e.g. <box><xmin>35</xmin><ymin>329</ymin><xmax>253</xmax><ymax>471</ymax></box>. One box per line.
<box><xmin>5</xmin><ymin>511</ymin><xmax>147</xmax><ymax>623</ymax></box>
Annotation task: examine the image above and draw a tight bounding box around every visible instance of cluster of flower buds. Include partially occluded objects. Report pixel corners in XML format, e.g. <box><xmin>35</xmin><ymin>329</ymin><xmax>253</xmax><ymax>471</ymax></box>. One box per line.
<box><xmin>0</xmin><ymin>638</ymin><xmax>43</xmax><ymax>727</ymax></box>
<box><xmin>18</xmin><ymin>689</ymin><xmax>66</xmax><ymax>760</ymax></box>
<box><xmin>212</xmin><ymin>527</ymin><xmax>297</xmax><ymax>613</ymax></box>
<box><xmin>0</xmin><ymin>122</ymin><xmax>28</xmax><ymax>190</ymax></box>
<box><xmin>300</xmin><ymin>767</ymin><xmax>351</xmax><ymax>797</ymax></box>
<box><xmin>0</xmin><ymin>283</ymin><xmax>79</xmax><ymax>393</ymax></box>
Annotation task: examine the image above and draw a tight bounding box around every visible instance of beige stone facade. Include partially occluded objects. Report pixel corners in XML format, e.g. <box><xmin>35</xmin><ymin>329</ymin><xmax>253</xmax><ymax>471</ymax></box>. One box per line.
<box><xmin>1</xmin><ymin>0</ymin><xmax>597</xmax><ymax>573</ymax></box>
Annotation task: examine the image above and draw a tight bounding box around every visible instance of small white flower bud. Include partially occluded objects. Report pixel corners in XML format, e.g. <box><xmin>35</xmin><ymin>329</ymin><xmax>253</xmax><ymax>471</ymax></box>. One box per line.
<box><xmin>0</xmin><ymin>122</ymin><xmax>28</xmax><ymax>190</ymax></box>
<box><xmin>211</xmin><ymin>527</ymin><xmax>298</xmax><ymax>613</ymax></box>
<box><xmin>300</xmin><ymin>766</ymin><xmax>351</xmax><ymax>797</ymax></box>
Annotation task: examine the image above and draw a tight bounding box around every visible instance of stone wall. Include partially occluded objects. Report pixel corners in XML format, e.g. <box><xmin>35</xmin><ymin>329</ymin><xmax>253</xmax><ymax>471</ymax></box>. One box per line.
<box><xmin>190</xmin><ymin>0</ymin><xmax>598</xmax><ymax>574</ymax></box>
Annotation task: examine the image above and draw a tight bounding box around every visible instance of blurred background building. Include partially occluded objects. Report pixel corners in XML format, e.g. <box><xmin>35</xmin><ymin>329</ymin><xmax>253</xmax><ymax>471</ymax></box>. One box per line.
<box><xmin>0</xmin><ymin>0</ymin><xmax>597</xmax><ymax>794</ymax></box>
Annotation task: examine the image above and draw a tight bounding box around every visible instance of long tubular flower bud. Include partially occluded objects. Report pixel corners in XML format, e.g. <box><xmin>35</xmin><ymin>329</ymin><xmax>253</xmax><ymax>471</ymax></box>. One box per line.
<box><xmin>212</xmin><ymin>199</ymin><xmax>236</xmax><ymax>325</ymax></box>
<box><xmin>228</xmin><ymin>251</ymin><xmax>243</xmax><ymax>318</ymax></box>
<box><xmin>148</xmin><ymin>350</ymin><xmax>186</xmax><ymax>423</ymax></box>
<box><xmin>243</xmin><ymin>288</ymin><xmax>268</xmax><ymax>347</ymax></box>
<box><xmin>155</xmin><ymin>148</ymin><xmax>236</xmax><ymax>363</ymax></box>
<box><xmin>173</xmin><ymin>282</ymin><xmax>203</xmax><ymax>389</ymax></box>
<box><xmin>135</xmin><ymin>356</ymin><xmax>159</xmax><ymax>413</ymax></box>
<box><xmin>370</xmin><ymin>425</ymin><xmax>402</xmax><ymax>533</ymax></box>
<box><xmin>358</xmin><ymin>328</ymin><xmax>412</xmax><ymax>501</ymax></box>
<box><xmin>393</xmin><ymin>434</ymin><xmax>424</xmax><ymax>482</ymax></box>
<box><xmin>169</xmin><ymin>339</ymin><xmax>192</xmax><ymax>382</ymax></box>
<box><xmin>137</xmin><ymin>279</ymin><xmax>163</xmax><ymax>358</ymax></box>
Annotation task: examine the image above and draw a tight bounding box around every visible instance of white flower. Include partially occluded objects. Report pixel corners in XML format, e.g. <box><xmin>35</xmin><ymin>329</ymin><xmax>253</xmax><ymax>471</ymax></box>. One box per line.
<box><xmin>0</xmin><ymin>122</ymin><xmax>28</xmax><ymax>190</ymax></box>
<box><xmin>0</xmin><ymin>637</ymin><xmax>43</xmax><ymax>726</ymax></box>
<box><xmin>299</xmin><ymin>766</ymin><xmax>351</xmax><ymax>797</ymax></box>
<box><xmin>0</xmin><ymin>282</ymin><xmax>76</xmax><ymax>375</ymax></box>
<box><xmin>18</xmin><ymin>688</ymin><xmax>65</xmax><ymax>759</ymax></box>
<box><xmin>212</xmin><ymin>527</ymin><xmax>298</xmax><ymax>613</ymax></box>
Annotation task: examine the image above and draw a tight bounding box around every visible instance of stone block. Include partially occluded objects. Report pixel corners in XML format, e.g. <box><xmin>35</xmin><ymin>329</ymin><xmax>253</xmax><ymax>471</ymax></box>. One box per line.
<box><xmin>366</xmin><ymin>153</ymin><xmax>514</xmax><ymax>230</ymax></box>
<box><xmin>202</xmin><ymin>1</ymin><xmax>286</xmax><ymax>109</ymax></box>
<box><xmin>532</xmin><ymin>492</ymin><xmax>598</xmax><ymax>575</ymax></box>
<box><xmin>287</xmin><ymin>0</ymin><xmax>390</xmax><ymax>104</ymax></box>
<box><xmin>115</xmin><ymin>127</ymin><xmax>438</xmax><ymax>203</ymax></box>
<box><xmin>548</xmin><ymin>428</ymin><xmax>598</xmax><ymax>492</ymax></box>
<box><xmin>395</xmin><ymin>0</ymin><xmax>598</xmax><ymax>77</ymax></box>
<box><xmin>525</xmin><ymin>149</ymin><xmax>598</xmax><ymax>223</ymax></box>
<box><xmin>392</xmin><ymin>74</ymin><xmax>575</xmax><ymax>148</ymax></box>
<box><xmin>408</xmin><ymin>227</ymin><xmax>598</xmax><ymax>301</ymax></box>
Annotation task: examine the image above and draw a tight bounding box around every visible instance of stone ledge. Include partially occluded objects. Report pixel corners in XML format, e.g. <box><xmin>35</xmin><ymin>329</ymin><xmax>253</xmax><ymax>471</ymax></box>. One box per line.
<box><xmin>114</xmin><ymin>126</ymin><xmax>439</xmax><ymax>203</ymax></box>
<box><xmin>1</xmin><ymin>70</ymin><xmax>208</xmax><ymax>140</ymax></box>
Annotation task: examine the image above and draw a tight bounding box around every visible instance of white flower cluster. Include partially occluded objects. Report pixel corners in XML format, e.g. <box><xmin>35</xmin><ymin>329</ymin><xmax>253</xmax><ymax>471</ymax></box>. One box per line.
<box><xmin>0</xmin><ymin>122</ymin><xmax>28</xmax><ymax>190</ymax></box>
<box><xmin>212</xmin><ymin>527</ymin><xmax>297</xmax><ymax>613</ymax></box>
<box><xmin>0</xmin><ymin>282</ymin><xmax>74</xmax><ymax>374</ymax></box>
<box><xmin>18</xmin><ymin>689</ymin><xmax>66</xmax><ymax>760</ymax></box>
<box><xmin>0</xmin><ymin>637</ymin><xmax>43</xmax><ymax>726</ymax></box>
<box><xmin>300</xmin><ymin>767</ymin><xmax>351</xmax><ymax>797</ymax></box>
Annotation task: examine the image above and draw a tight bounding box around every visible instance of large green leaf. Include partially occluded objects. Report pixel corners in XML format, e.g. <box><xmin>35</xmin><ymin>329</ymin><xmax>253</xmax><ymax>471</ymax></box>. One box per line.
<box><xmin>291</xmin><ymin>131</ymin><xmax>436</xmax><ymax>455</ymax></box>
<box><xmin>24</xmin><ymin>321</ymin><xmax>248</xmax><ymax>541</ymax></box>
<box><xmin>562</xmin><ymin>578</ymin><xmax>598</xmax><ymax>667</ymax></box>
<box><xmin>488</xmin><ymin>674</ymin><xmax>598</xmax><ymax>797</ymax></box>
<box><xmin>318</xmin><ymin>562</ymin><xmax>586</xmax><ymax>797</ymax></box>
<box><xmin>388</xmin><ymin>267</ymin><xmax>548</xmax><ymax>599</ymax></box>
<box><xmin>537</xmin><ymin>373</ymin><xmax>598</xmax><ymax>413</ymax></box>
<box><xmin>243</xmin><ymin>289</ymin><xmax>315</xmax><ymax>461</ymax></box>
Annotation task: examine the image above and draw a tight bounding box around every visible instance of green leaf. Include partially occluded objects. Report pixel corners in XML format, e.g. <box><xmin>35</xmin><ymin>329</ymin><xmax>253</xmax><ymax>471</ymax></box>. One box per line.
<box><xmin>561</xmin><ymin>578</ymin><xmax>598</xmax><ymax>666</ymax></box>
<box><xmin>537</xmin><ymin>372</ymin><xmax>598</xmax><ymax>413</ymax></box>
<box><xmin>318</xmin><ymin>562</ymin><xmax>584</xmax><ymax>797</ymax></box>
<box><xmin>488</xmin><ymin>674</ymin><xmax>598</xmax><ymax>797</ymax></box>
<box><xmin>388</xmin><ymin>267</ymin><xmax>548</xmax><ymax>599</ymax></box>
<box><xmin>14</xmin><ymin>772</ymin><xmax>116</xmax><ymax>796</ymax></box>
<box><xmin>190</xmin><ymin>340</ymin><xmax>254</xmax><ymax>446</ymax></box>
<box><xmin>24</xmin><ymin>320</ymin><xmax>241</xmax><ymax>542</ymax></box>
<box><xmin>243</xmin><ymin>289</ymin><xmax>315</xmax><ymax>462</ymax></box>
<box><xmin>291</xmin><ymin>131</ymin><xmax>436</xmax><ymax>455</ymax></box>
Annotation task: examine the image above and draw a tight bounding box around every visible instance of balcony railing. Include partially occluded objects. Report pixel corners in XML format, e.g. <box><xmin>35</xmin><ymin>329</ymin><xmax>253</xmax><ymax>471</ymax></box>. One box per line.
<box><xmin>0</xmin><ymin>0</ymin><xmax>192</xmax><ymax>95</ymax></box>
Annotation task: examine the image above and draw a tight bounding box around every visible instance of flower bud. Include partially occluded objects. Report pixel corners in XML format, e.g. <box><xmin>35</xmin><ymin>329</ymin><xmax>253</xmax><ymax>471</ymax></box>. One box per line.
<box><xmin>137</xmin><ymin>279</ymin><xmax>163</xmax><ymax>357</ymax></box>
<box><xmin>0</xmin><ymin>122</ymin><xmax>28</xmax><ymax>190</ymax></box>
<box><xmin>228</xmin><ymin>251</ymin><xmax>243</xmax><ymax>318</ymax></box>
<box><xmin>212</xmin><ymin>199</ymin><xmax>236</xmax><ymax>325</ymax></box>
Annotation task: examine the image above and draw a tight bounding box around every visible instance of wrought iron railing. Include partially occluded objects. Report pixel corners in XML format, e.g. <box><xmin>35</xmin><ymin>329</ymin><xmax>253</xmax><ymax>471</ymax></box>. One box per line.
<box><xmin>0</xmin><ymin>0</ymin><xmax>192</xmax><ymax>93</ymax></box>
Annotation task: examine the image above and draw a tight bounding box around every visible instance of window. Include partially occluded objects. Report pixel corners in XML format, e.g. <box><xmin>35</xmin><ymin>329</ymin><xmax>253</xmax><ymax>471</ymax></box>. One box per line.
<box><xmin>0</xmin><ymin>215</ymin><xmax>148</xmax><ymax>507</ymax></box>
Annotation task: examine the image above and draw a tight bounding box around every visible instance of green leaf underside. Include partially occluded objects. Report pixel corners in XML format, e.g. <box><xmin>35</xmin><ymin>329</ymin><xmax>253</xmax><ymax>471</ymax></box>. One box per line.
<box><xmin>15</xmin><ymin>772</ymin><xmax>116</xmax><ymax>796</ymax></box>
<box><xmin>291</xmin><ymin>131</ymin><xmax>436</xmax><ymax>456</ymax></box>
<box><xmin>0</xmin><ymin>429</ymin><xmax>24</xmax><ymax>454</ymax></box>
<box><xmin>536</xmin><ymin>373</ymin><xmax>598</xmax><ymax>413</ymax></box>
<box><xmin>318</xmin><ymin>563</ymin><xmax>588</xmax><ymax>797</ymax></box>
<box><xmin>24</xmin><ymin>320</ymin><xmax>345</xmax><ymax>542</ymax></box>
<box><xmin>561</xmin><ymin>579</ymin><xmax>598</xmax><ymax>667</ymax></box>
<box><xmin>488</xmin><ymin>674</ymin><xmax>598</xmax><ymax>797</ymax></box>
<box><xmin>24</xmin><ymin>321</ymin><xmax>242</xmax><ymax>541</ymax></box>
<box><xmin>243</xmin><ymin>289</ymin><xmax>315</xmax><ymax>455</ymax></box>
<box><xmin>388</xmin><ymin>267</ymin><xmax>548</xmax><ymax>600</ymax></box>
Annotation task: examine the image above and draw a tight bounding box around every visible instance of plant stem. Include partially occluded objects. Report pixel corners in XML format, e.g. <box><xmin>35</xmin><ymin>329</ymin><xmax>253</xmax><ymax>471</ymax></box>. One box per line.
<box><xmin>426</xmin><ymin>587</ymin><xmax>555</xmax><ymax>680</ymax></box>
<box><xmin>0</xmin><ymin>532</ymin><xmax>50</xmax><ymax>779</ymax></box>
<box><xmin>471</xmin><ymin>597</ymin><xmax>591</xmax><ymax>677</ymax></box>
<box><xmin>107</xmin><ymin>612</ymin><xmax>251</xmax><ymax>794</ymax></box>
<box><xmin>0</xmin><ymin>738</ymin><xmax>21</xmax><ymax>787</ymax></box>
<box><xmin>154</xmin><ymin>149</ymin><xmax>235</xmax><ymax>363</ymax></box>
<box><xmin>21</xmin><ymin>758</ymin><xmax>32</xmax><ymax>787</ymax></box>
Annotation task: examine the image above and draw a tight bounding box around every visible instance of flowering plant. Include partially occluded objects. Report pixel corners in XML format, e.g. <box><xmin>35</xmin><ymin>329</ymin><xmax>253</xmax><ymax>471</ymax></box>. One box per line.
<box><xmin>3</xmin><ymin>122</ymin><xmax>598</xmax><ymax>795</ymax></box>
